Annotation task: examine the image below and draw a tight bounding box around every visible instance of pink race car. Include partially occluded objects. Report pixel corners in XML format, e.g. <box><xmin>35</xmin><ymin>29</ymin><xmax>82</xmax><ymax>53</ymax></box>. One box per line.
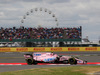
<box><xmin>24</xmin><ymin>52</ymin><xmax>87</xmax><ymax>65</ymax></box>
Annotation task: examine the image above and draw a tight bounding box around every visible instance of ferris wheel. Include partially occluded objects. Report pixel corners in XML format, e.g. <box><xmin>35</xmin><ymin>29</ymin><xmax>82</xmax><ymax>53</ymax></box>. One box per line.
<box><xmin>21</xmin><ymin>7</ymin><xmax>59</xmax><ymax>27</ymax></box>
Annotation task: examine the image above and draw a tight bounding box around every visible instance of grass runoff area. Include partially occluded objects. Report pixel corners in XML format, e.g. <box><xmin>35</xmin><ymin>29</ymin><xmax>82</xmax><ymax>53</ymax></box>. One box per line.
<box><xmin>0</xmin><ymin>66</ymin><xmax>100</xmax><ymax>75</ymax></box>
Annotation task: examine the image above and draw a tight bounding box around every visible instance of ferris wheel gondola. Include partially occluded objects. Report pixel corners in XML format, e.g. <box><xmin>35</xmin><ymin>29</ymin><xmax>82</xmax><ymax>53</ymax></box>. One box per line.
<box><xmin>30</xmin><ymin>9</ymin><xmax>33</xmax><ymax>13</ymax></box>
<box><xmin>55</xmin><ymin>18</ymin><xmax>57</xmax><ymax>21</ymax></box>
<box><xmin>52</xmin><ymin>14</ymin><xmax>55</xmax><ymax>17</ymax></box>
<box><xmin>45</xmin><ymin>9</ymin><xmax>47</xmax><ymax>12</ymax></box>
<box><xmin>26</xmin><ymin>12</ymin><xmax>29</xmax><ymax>15</ymax></box>
<box><xmin>21</xmin><ymin>19</ymin><xmax>24</xmax><ymax>23</ymax></box>
<box><xmin>40</xmin><ymin>8</ymin><xmax>42</xmax><ymax>11</ymax></box>
<box><xmin>49</xmin><ymin>11</ymin><xmax>52</xmax><ymax>14</ymax></box>
<box><xmin>35</xmin><ymin>8</ymin><xmax>38</xmax><ymax>11</ymax></box>
<box><xmin>23</xmin><ymin>15</ymin><xmax>26</xmax><ymax>19</ymax></box>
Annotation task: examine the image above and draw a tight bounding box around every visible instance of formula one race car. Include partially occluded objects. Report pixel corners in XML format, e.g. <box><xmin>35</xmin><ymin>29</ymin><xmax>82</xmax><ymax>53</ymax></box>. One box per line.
<box><xmin>24</xmin><ymin>52</ymin><xmax>87</xmax><ymax>65</ymax></box>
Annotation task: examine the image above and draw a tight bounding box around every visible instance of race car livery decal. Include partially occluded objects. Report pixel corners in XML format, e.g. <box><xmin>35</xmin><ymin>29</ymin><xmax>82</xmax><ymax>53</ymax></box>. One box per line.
<box><xmin>44</xmin><ymin>57</ymin><xmax>56</xmax><ymax>62</ymax></box>
<box><xmin>34</xmin><ymin>54</ymin><xmax>41</xmax><ymax>56</ymax></box>
<box><xmin>78</xmin><ymin>61</ymin><xmax>83</xmax><ymax>63</ymax></box>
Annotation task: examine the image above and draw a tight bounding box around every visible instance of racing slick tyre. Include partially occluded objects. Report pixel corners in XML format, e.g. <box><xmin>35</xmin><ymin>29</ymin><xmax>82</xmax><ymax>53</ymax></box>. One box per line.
<box><xmin>68</xmin><ymin>58</ymin><xmax>77</xmax><ymax>65</ymax></box>
<box><xmin>26</xmin><ymin>58</ymin><xmax>33</xmax><ymax>65</ymax></box>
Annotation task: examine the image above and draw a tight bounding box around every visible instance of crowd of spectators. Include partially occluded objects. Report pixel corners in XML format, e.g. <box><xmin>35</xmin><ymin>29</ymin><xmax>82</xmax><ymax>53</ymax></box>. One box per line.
<box><xmin>0</xmin><ymin>26</ymin><xmax>81</xmax><ymax>40</ymax></box>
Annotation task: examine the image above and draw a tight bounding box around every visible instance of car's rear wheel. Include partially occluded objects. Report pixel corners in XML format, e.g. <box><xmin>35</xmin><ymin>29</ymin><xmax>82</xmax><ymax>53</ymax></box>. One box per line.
<box><xmin>68</xmin><ymin>58</ymin><xmax>77</xmax><ymax>65</ymax></box>
<box><xmin>26</xmin><ymin>58</ymin><xmax>33</xmax><ymax>65</ymax></box>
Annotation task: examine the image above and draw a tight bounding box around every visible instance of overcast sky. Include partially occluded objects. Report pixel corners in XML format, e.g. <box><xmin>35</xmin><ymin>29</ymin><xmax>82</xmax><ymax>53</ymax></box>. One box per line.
<box><xmin>0</xmin><ymin>0</ymin><xmax>100</xmax><ymax>41</ymax></box>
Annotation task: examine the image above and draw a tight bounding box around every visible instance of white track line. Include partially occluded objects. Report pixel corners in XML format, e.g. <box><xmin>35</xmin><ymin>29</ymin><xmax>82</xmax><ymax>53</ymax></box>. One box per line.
<box><xmin>46</xmin><ymin>64</ymin><xmax>70</xmax><ymax>65</ymax></box>
<box><xmin>0</xmin><ymin>64</ymin><xmax>22</xmax><ymax>66</ymax></box>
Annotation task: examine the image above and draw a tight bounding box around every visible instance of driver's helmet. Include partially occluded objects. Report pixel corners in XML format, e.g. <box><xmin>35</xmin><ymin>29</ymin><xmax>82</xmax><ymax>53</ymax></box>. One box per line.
<box><xmin>51</xmin><ymin>52</ymin><xmax>53</xmax><ymax>53</ymax></box>
<box><xmin>51</xmin><ymin>52</ymin><xmax>53</xmax><ymax>55</ymax></box>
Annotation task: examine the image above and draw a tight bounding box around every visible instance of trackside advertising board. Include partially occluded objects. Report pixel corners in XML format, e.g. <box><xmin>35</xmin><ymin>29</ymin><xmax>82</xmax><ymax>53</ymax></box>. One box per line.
<box><xmin>0</xmin><ymin>47</ymin><xmax>100</xmax><ymax>52</ymax></box>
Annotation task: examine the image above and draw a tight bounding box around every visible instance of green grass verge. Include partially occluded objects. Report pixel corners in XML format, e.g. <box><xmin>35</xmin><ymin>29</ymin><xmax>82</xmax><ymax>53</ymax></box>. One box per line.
<box><xmin>0</xmin><ymin>66</ymin><xmax>100</xmax><ymax>75</ymax></box>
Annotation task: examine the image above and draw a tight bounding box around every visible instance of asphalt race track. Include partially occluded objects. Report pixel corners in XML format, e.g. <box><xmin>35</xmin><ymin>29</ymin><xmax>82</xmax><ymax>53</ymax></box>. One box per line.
<box><xmin>0</xmin><ymin>52</ymin><xmax>100</xmax><ymax>72</ymax></box>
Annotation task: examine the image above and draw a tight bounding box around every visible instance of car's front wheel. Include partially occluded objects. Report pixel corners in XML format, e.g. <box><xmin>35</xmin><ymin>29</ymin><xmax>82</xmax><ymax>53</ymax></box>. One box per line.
<box><xmin>26</xmin><ymin>58</ymin><xmax>33</xmax><ymax>65</ymax></box>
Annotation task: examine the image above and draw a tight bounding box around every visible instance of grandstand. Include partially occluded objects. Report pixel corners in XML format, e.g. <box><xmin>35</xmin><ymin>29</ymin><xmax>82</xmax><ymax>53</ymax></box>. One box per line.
<box><xmin>0</xmin><ymin>26</ymin><xmax>81</xmax><ymax>40</ymax></box>
<box><xmin>0</xmin><ymin>26</ymin><xmax>82</xmax><ymax>47</ymax></box>
<box><xmin>0</xmin><ymin>26</ymin><xmax>99</xmax><ymax>47</ymax></box>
